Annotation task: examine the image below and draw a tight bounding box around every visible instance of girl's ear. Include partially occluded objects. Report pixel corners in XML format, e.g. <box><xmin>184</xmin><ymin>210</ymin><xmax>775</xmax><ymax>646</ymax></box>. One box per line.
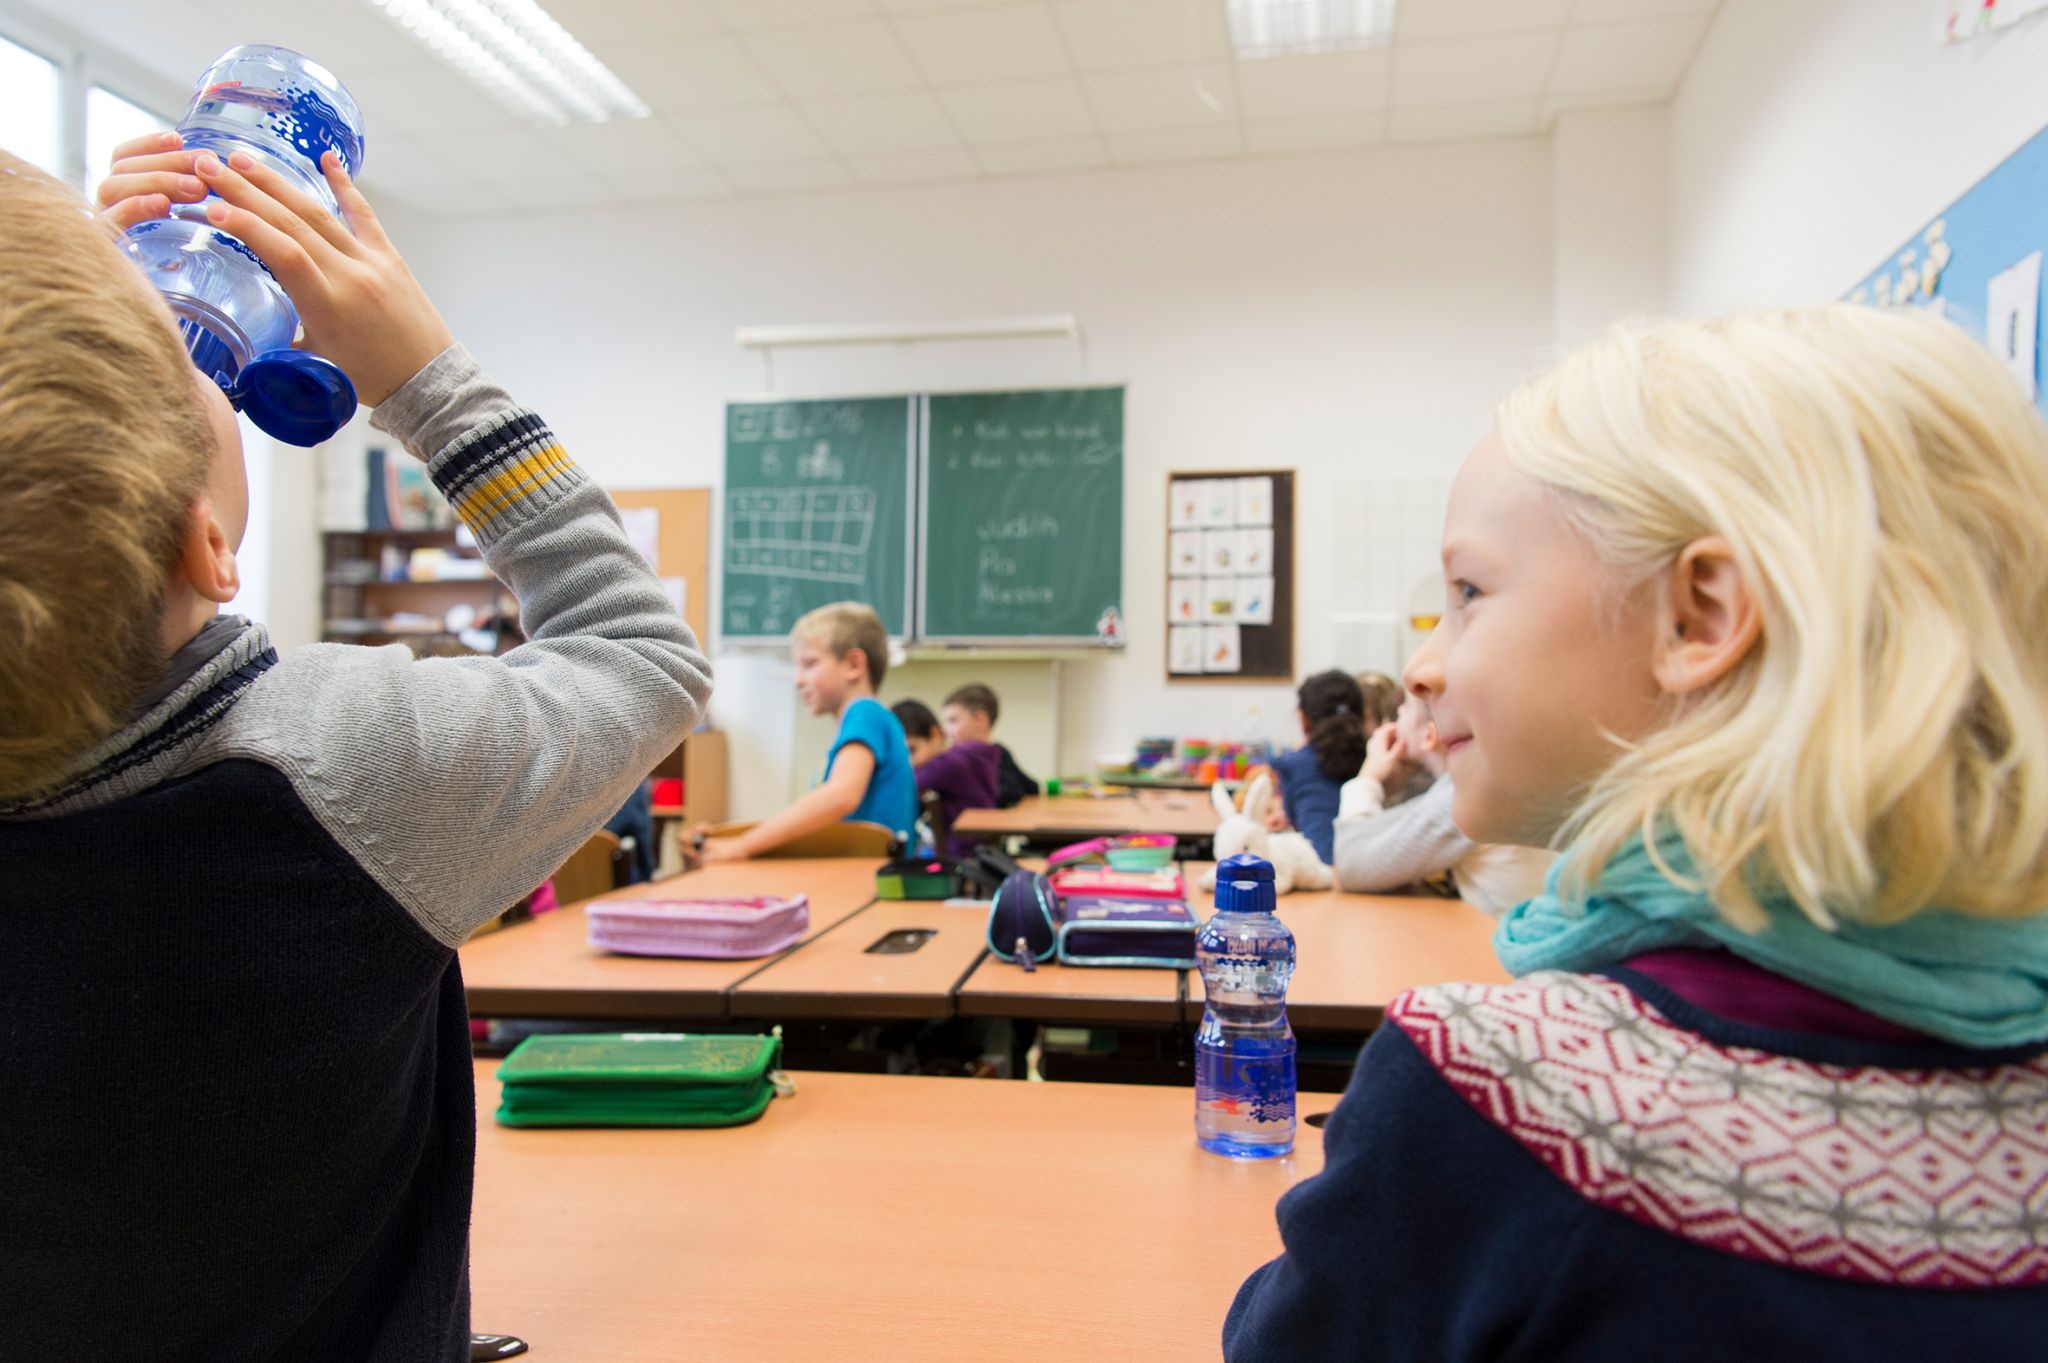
<box><xmin>1654</xmin><ymin>535</ymin><xmax>1762</xmax><ymax>695</ymax></box>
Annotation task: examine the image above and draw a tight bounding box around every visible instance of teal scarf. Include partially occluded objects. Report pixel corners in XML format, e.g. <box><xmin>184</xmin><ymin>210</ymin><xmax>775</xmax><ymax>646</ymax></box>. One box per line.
<box><xmin>1493</xmin><ymin>836</ymin><xmax>2048</xmax><ymax>1049</ymax></box>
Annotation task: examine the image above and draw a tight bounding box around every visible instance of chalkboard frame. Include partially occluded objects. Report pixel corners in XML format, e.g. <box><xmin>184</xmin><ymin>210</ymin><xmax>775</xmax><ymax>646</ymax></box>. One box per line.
<box><xmin>719</xmin><ymin>393</ymin><xmax>920</xmax><ymax>643</ymax></box>
<box><xmin>1163</xmin><ymin>468</ymin><xmax>1296</xmax><ymax>684</ymax></box>
<box><xmin>915</xmin><ymin>384</ymin><xmax>1128</xmax><ymax>647</ymax></box>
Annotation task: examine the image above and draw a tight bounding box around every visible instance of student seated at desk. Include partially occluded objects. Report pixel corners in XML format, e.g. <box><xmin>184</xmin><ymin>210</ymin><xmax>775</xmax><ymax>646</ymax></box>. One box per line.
<box><xmin>696</xmin><ymin>602</ymin><xmax>917</xmax><ymax>861</ymax></box>
<box><xmin>1226</xmin><ymin>308</ymin><xmax>2048</xmax><ymax>1361</ymax></box>
<box><xmin>1269</xmin><ymin>669</ymin><xmax>1367</xmax><ymax>865</ymax></box>
<box><xmin>1330</xmin><ymin>696</ymin><xmax>1551</xmax><ymax>915</ymax></box>
<box><xmin>941</xmin><ymin>682</ymin><xmax>1036</xmax><ymax>807</ymax></box>
<box><xmin>893</xmin><ymin>698</ymin><xmax>998</xmax><ymax>857</ymax></box>
<box><xmin>0</xmin><ymin>144</ymin><xmax>711</xmax><ymax>1358</ymax></box>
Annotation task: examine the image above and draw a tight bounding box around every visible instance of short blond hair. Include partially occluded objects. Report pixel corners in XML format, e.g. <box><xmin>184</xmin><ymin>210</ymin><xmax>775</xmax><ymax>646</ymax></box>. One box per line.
<box><xmin>1502</xmin><ymin>305</ymin><xmax>2048</xmax><ymax>930</ymax></box>
<box><xmin>792</xmin><ymin>601</ymin><xmax>888</xmax><ymax>689</ymax></box>
<box><xmin>0</xmin><ymin>152</ymin><xmax>213</xmax><ymax>799</ymax></box>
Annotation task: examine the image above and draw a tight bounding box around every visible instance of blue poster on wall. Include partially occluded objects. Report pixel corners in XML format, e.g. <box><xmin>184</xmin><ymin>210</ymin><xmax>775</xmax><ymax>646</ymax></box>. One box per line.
<box><xmin>1847</xmin><ymin>120</ymin><xmax>2048</xmax><ymax>414</ymax></box>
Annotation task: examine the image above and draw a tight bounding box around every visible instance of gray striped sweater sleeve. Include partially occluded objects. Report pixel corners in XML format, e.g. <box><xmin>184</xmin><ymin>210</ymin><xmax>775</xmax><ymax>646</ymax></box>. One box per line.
<box><xmin>201</xmin><ymin>345</ymin><xmax>713</xmax><ymax>945</ymax></box>
<box><xmin>1330</xmin><ymin>778</ymin><xmax>1476</xmax><ymax>895</ymax></box>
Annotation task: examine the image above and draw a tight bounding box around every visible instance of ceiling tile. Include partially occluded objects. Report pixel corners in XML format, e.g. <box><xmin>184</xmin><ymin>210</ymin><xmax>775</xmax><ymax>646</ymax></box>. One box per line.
<box><xmin>197</xmin><ymin>0</ymin><xmax>412</xmax><ymax>75</ymax></box>
<box><xmin>711</xmin><ymin>0</ymin><xmax>879</xmax><ymax>28</ymax></box>
<box><xmin>61</xmin><ymin>0</ymin><xmax>239</xmax><ymax>87</ymax></box>
<box><xmin>804</xmin><ymin>91</ymin><xmax>963</xmax><ymax>154</ymax></box>
<box><xmin>1571</xmin><ymin>0</ymin><xmax>1718</xmax><ymax>20</ymax></box>
<box><xmin>1395</xmin><ymin>0</ymin><xmax>1574</xmax><ymax>40</ymax></box>
<box><xmin>896</xmin><ymin>5</ymin><xmax>1074</xmax><ymax>84</ymax></box>
<box><xmin>1234</xmin><ymin>47</ymin><xmax>1392</xmax><ymax>121</ymax></box>
<box><xmin>675</xmin><ymin>105</ymin><xmax>834</xmax><ymax>166</ymax></box>
<box><xmin>1105</xmin><ymin>124</ymin><xmax>1242</xmax><ymax>164</ymax></box>
<box><xmin>1052</xmin><ymin>0</ymin><xmax>1233</xmax><ymax>72</ymax></box>
<box><xmin>1391</xmin><ymin>31</ymin><xmax>1560</xmax><ymax>107</ymax></box>
<box><xmin>1243</xmin><ymin>112</ymin><xmax>1387</xmax><ymax>153</ymax></box>
<box><xmin>878</xmin><ymin>0</ymin><xmax>1014</xmax><ymax>9</ymax></box>
<box><xmin>551</xmin><ymin>0</ymin><xmax>724</xmax><ymax>39</ymax></box>
<box><xmin>551</xmin><ymin>118</ymin><xmax>706</xmax><ymax>177</ymax></box>
<box><xmin>344</xmin><ymin>64</ymin><xmax>527</xmax><ymax>136</ymax></box>
<box><xmin>442</xmin><ymin>130</ymin><xmax>616</xmax><ymax>195</ymax></box>
<box><xmin>595</xmin><ymin>37</ymin><xmax>785</xmax><ymax>110</ymax></box>
<box><xmin>739</xmin><ymin>19</ymin><xmax>925</xmax><ymax>98</ymax></box>
<box><xmin>973</xmin><ymin>136</ymin><xmax>1110</xmax><ymax>174</ymax></box>
<box><xmin>724</xmin><ymin>159</ymin><xmax>857</xmax><ymax>192</ymax></box>
<box><xmin>1389</xmin><ymin>99</ymin><xmax>1540</xmax><ymax>142</ymax></box>
<box><xmin>939</xmin><ymin>79</ymin><xmax>1097</xmax><ymax>143</ymax></box>
<box><xmin>353</xmin><ymin>129</ymin><xmax>471</xmax><ymax>211</ymax></box>
<box><xmin>848</xmin><ymin>147</ymin><xmax>983</xmax><ymax>183</ymax></box>
<box><xmin>604</xmin><ymin>168</ymin><xmax>737</xmax><ymax>203</ymax></box>
<box><xmin>1083</xmin><ymin>63</ymin><xmax>1237</xmax><ymax>132</ymax></box>
<box><xmin>1547</xmin><ymin>15</ymin><xmax>1708</xmax><ymax>98</ymax></box>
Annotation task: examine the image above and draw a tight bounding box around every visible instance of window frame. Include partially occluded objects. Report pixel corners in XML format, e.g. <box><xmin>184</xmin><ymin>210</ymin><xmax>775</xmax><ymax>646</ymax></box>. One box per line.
<box><xmin>0</xmin><ymin>6</ymin><xmax>184</xmax><ymax>188</ymax></box>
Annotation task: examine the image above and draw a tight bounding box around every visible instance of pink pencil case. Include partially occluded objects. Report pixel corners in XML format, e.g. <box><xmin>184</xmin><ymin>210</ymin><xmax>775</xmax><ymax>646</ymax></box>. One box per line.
<box><xmin>586</xmin><ymin>895</ymin><xmax>810</xmax><ymax>959</ymax></box>
<box><xmin>1047</xmin><ymin>867</ymin><xmax>1185</xmax><ymax>900</ymax></box>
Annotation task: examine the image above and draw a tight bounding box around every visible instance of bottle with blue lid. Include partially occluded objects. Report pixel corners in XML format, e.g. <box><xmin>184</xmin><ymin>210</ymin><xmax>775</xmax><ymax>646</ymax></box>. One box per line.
<box><xmin>1194</xmin><ymin>853</ymin><xmax>1297</xmax><ymax>1158</ymax></box>
<box><xmin>121</xmin><ymin>45</ymin><xmax>364</xmax><ymax>446</ymax></box>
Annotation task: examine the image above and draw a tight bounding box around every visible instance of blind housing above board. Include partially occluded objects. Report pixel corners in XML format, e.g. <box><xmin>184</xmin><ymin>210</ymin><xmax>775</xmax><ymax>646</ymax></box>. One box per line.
<box><xmin>722</xmin><ymin>386</ymin><xmax>1124</xmax><ymax>646</ymax></box>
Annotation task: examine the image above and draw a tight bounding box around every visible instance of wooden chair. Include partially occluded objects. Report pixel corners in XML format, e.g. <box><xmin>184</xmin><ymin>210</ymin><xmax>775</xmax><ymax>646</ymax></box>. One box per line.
<box><xmin>920</xmin><ymin>790</ymin><xmax>952</xmax><ymax>859</ymax></box>
<box><xmin>551</xmin><ymin>829</ymin><xmax>624</xmax><ymax>905</ymax></box>
<box><xmin>698</xmin><ymin>819</ymin><xmax>899</xmax><ymax>859</ymax></box>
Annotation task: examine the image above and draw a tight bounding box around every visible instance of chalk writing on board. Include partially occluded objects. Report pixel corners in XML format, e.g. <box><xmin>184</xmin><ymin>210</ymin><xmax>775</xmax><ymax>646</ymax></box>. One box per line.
<box><xmin>725</xmin><ymin>486</ymin><xmax>876</xmax><ymax>585</ymax></box>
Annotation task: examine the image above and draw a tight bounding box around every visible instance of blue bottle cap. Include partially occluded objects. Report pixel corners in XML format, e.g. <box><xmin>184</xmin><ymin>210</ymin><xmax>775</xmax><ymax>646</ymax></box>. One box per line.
<box><xmin>233</xmin><ymin>349</ymin><xmax>356</xmax><ymax>447</ymax></box>
<box><xmin>1214</xmin><ymin>853</ymin><xmax>1277</xmax><ymax>915</ymax></box>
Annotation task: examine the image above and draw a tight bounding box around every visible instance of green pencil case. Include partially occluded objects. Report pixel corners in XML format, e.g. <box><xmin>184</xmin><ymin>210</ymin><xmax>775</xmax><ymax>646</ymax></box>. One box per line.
<box><xmin>495</xmin><ymin>1032</ymin><xmax>789</xmax><ymax>1128</ymax></box>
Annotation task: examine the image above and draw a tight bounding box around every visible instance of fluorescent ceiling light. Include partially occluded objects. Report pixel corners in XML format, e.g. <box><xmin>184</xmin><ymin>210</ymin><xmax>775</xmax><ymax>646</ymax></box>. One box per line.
<box><xmin>1226</xmin><ymin>0</ymin><xmax>1397</xmax><ymax>59</ymax></box>
<box><xmin>365</xmin><ymin>0</ymin><xmax>650</xmax><ymax>125</ymax></box>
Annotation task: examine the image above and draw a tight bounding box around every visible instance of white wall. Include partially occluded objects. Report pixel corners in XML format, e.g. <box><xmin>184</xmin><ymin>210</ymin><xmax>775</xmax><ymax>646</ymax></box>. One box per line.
<box><xmin>404</xmin><ymin>138</ymin><xmax>1559</xmax><ymax>816</ymax></box>
<box><xmin>1553</xmin><ymin>103</ymin><xmax>1670</xmax><ymax>345</ymax></box>
<box><xmin>1671</xmin><ymin>0</ymin><xmax>2048</xmax><ymax>311</ymax></box>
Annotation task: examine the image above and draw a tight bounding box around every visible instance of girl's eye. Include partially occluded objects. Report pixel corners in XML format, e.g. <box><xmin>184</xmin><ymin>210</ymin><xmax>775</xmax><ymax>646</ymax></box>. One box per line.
<box><xmin>1453</xmin><ymin>580</ymin><xmax>1480</xmax><ymax>606</ymax></box>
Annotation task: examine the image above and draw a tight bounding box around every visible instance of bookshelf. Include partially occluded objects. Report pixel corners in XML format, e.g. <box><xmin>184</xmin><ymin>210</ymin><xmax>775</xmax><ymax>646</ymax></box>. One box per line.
<box><xmin>321</xmin><ymin>528</ymin><xmax>521</xmax><ymax>656</ymax></box>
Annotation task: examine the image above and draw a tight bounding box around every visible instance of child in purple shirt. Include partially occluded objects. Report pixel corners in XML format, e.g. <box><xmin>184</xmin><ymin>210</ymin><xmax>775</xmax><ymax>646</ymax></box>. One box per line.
<box><xmin>894</xmin><ymin>700</ymin><xmax>1000</xmax><ymax>857</ymax></box>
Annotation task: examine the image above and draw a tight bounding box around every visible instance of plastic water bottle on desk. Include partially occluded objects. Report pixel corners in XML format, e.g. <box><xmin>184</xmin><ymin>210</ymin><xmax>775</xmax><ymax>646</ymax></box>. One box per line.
<box><xmin>1194</xmin><ymin>853</ymin><xmax>1296</xmax><ymax>1158</ymax></box>
<box><xmin>121</xmin><ymin>45</ymin><xmax>364</xmax><ymax>446</ymax></box>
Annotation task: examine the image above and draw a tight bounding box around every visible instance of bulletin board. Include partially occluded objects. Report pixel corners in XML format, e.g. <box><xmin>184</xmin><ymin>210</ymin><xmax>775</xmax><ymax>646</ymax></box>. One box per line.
<box><xmin>1846</xmin><ymin>117</ymin><xmax>2048</xmax><ymax>416</ymax></box>
<box><xmin>1164</xmin><ymin>470</ymin><xmax>1295</xmax><ymax>682</ymax></box>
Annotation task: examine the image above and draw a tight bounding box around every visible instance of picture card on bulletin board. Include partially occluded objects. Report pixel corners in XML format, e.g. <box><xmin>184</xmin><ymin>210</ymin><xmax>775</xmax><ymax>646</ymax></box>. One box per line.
<box><xmin>1164</xmin><ymin>468</ymin><xmax>1294</xmax><ymax>683</ymax></box>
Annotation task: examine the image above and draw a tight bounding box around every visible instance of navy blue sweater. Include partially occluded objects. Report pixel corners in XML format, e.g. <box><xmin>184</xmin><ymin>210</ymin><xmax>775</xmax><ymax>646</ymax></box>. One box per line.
<box><xmin>0</xmin><ymin>350</ymin><xmax>711</xmax><ymax>1358</ymax></box>
<box><xmin>1224</xmin><ymin>967</ymin><xmax>2048</xmax><ymax>1361</ymax></box>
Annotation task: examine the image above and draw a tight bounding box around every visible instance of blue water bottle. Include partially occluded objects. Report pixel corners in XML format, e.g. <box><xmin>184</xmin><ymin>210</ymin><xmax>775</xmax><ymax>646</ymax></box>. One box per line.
<box><xmin>1194</xmin><ymin>854</ymin><xmax>1296</xmax><ymax>1158</ymax></box>
<box><xmin>121</xmin><ymin>45</ymin><xmax>364</xmax><ymax>446</ymax></box>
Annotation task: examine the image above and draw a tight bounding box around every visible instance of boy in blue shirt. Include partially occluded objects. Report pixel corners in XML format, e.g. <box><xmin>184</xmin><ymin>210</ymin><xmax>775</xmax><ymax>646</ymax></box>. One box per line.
<box><xmin>696</xmin><ymin>601</ymin><xmax>917</xmax><ymax>859</ymax></box>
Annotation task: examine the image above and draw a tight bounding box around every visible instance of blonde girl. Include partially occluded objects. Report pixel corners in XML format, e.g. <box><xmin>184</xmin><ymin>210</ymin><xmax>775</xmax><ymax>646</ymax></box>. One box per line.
<box><xmin>1225</xmin><ymin>307</ymin><xmax>2048</xmax><ymax>1361</ymax></box>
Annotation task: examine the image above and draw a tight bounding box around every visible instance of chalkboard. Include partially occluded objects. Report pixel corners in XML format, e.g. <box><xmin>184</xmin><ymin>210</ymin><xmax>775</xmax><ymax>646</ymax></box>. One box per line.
<box><xmin>722</xmin><ymin>397</ymin><xmax>915</xmax><ymax>640</ymax></box>
<box><xmin>919</xmin><ymin>387</ymin><xmax>1125</xmax><ymax>642</ymax></box>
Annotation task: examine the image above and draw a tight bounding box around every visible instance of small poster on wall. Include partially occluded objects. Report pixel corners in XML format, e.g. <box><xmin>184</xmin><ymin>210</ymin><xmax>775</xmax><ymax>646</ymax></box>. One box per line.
<box><xmin>1200</xmin><ymin>480</ymin><xmax>1237</xmax><ymax>526</ymax></box>
<box><xmin>1236</xmin><ymin>476</ymin><xmax>1273</xmax><ymax>527</ymax></box>
<box><xmin>1169</xmin><ymin>481</ymin><xmax>1202</xmax><ymax>529</ymax></box>
<box><xmin>1168</xmin><ymin>624</ymin><xmax>1204</xmax><ymax>674</ymax></box>
<box><xmin>1202</xmin><ymin>528</ymin><xmax>1237</xmax><ymax>574</ymax></box>
<box><xmin>1203</xmin><ymin>576</ymin><xmax>1238</xmax><ymax>619</ymax></box>
<box><xmin>1204</xmin><ymin>622</ymin><xmax>1242</xmax><ymax>673</ymax></box>
<box><xmin>1169</xmin><ymin>577</ymin><xmax>1201</xmax><ymax>624</ymax></box>
<box><xmin>1169</xmin><ymin>529</ymin><xmax>1202</xmax><ymax>574</ymax></box>
<box><xmin>1236</xmin><ymin>576</ymin><xmax>1274</xmax><ymax>625</ymax></box>
<box><xmin>1236</xmin><ymin>527</ymin><xmax>1273</xmax><ymax>575</ymax></box>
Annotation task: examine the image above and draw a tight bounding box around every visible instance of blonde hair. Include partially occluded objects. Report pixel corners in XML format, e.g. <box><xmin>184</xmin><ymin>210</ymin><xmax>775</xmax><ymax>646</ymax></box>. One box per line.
<box><xmin>0</xmin><ymin>152</ymin><xmax>213</xmax><ymax>800</ymax></box>
<box><xmin>1353</xmin><ymin>670</ymin><xmax>1403</xmax><ymax>730</ymax></box>
<box><xmin>792</xmin><ymin>601</ymin><xmax>889</xmax><ymax>689</ymax></box>
<box><xmin>1501</xmin><ymin>305</ymin><xmax>2048</xmax><ymax>930</ymax></box>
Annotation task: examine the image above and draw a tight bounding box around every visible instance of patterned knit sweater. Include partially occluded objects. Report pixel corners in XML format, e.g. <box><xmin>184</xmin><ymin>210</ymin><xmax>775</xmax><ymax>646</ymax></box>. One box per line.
<box><xmin>1224</xmin><ymin>955</ymin><xmax>2048</xmax><ymax>1361</ymax></box>
<box><xmin>0</xmin><ymin>347</ymin><xmax>712</xmax><ymax>1359</ymax></box>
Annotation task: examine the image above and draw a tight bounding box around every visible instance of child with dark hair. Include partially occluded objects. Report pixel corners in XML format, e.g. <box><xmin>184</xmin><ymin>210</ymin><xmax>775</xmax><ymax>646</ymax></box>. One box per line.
<box><xmin>941</xmin><ymin>683</ymin><xmax>1036</xmax><ymax>808</ymax></box>
<box><xmin>1270</xmin><ymin>670</ymin><xmax>1366</xmax><ymax>864</ymax></box>
<box><xmin>895</xmin><ymin>697</ymin><xmax>999</xmax><ymax>857</ymax></box>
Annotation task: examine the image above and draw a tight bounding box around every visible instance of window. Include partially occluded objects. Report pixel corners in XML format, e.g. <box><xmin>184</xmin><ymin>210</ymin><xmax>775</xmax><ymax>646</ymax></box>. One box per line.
<box><xmin>0</xmin><ymin>34</ymin><xmax>61</xmax><ymax>176</ymax></box>
<box><xmin>86</xmin><ymin>85</ymin><xmax>167</xmax><ymax>185</ymax></box>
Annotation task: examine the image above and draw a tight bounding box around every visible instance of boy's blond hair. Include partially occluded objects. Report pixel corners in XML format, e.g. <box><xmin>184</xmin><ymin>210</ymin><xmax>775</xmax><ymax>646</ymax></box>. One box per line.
<box><xmin>792</xmin><ymin>601</ymin><xmax>888</xmax><ymax>690</ymax></box>
<box><xmin>1501</xmin><ymin>305</ymin><xmax>2048</xmax><ymax>931</ymax></box>
<box><xmin>0</xmin><ymin>152</ymin><xmax>213</xmax><ymax>799</ymax></box>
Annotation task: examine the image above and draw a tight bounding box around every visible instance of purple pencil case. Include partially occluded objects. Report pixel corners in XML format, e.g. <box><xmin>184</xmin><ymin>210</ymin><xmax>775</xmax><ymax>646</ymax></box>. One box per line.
<box><xmin>1053</xmin><ymin>895</ymin><xmax>1197</xmax><ymax>968</ymax></box>
<box><xmin>586</xmin><ymin>895</ymin><xmax>810</xmax><ymax>959</ymax></box>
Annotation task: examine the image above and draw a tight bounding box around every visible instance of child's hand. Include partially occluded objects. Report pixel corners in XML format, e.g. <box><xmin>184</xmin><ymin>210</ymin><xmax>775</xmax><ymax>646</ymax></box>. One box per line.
<box><xmin>97</xmin><ymin>135</ymin><xmax>454</xmax><ymax>407</ymax></box>
<box><xmin>1364</xmin><ymin>722</ymin><xmax>1409</xmax><ymax>785</ymax></box>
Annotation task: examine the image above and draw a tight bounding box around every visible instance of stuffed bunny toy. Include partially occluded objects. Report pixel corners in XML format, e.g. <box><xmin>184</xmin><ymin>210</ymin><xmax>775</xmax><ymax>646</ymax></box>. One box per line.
<box><xmin>1201</xmin><ymin>772</ymin><xmax>1333</xmax><ymax>895</ymax></box>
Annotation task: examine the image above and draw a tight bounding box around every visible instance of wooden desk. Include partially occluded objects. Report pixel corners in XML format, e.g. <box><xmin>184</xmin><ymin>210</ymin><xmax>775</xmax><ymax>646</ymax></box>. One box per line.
<box><xmin>956</xmin><ymin>953</ymin><xmax>1185</xmax><ymax>1025</ymax></box>
<box><xmin>460</xmin><ymin>859</ymin><xmax>879</xmax><ymax>1020</ymax></box>
<box><xmin>1182</xmin><ymin>886</ymin><xmax>1510</xmax><ymax>1031</ymax></box>
<box><xmin>955</xmin><ymin>791</ymin><xmax>1218</xmax><ymax>842</ymax></box>
<box><xmin>731</xmin><ymin>899</ymin><xmax>991</xmax><ymax>1020</ymax></box>
<box><xmin>472</xmin><ymin>1062</ymin><xmax>1333</xmax><ymax>1361</ymax></box>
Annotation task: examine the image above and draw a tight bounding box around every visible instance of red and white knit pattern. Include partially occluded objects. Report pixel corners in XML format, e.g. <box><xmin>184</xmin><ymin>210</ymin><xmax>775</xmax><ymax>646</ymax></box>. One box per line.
<box><xmin>1390</xmin><ymin>973</ymin><xmax>2048</xmax><ymax>1288</ymax></box>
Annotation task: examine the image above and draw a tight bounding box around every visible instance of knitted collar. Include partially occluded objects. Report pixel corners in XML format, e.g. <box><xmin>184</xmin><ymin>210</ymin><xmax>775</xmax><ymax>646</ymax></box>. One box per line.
<box><xmin>1494</xmin><ymin>835</ymin><xmax>2048</xmax><ymax>1050</ymax></box>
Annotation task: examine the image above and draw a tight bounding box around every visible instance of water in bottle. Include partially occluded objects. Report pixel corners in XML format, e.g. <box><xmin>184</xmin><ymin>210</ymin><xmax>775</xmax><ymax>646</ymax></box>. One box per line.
<box><xmin>120</xmin><ymin>45</ymin><xmax>364</xmax><ymax>446</ymax></box>
<box><xmin>1194</xmin><ymin>853</ymin><xmax>1297</xmax><ymax>1158</ymax></box>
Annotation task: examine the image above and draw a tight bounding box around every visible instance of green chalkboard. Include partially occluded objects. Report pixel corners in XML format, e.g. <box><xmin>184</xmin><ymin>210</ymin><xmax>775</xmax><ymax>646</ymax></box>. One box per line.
<box><xmin>722</xmin><ymin>397</ymin><xmax>914</xmax><ymax>640</ymax></box>
<box><xmin>920</xmin><ymin>387</ymin><xmax>1124</xmax><ymax>642</ymax></box>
